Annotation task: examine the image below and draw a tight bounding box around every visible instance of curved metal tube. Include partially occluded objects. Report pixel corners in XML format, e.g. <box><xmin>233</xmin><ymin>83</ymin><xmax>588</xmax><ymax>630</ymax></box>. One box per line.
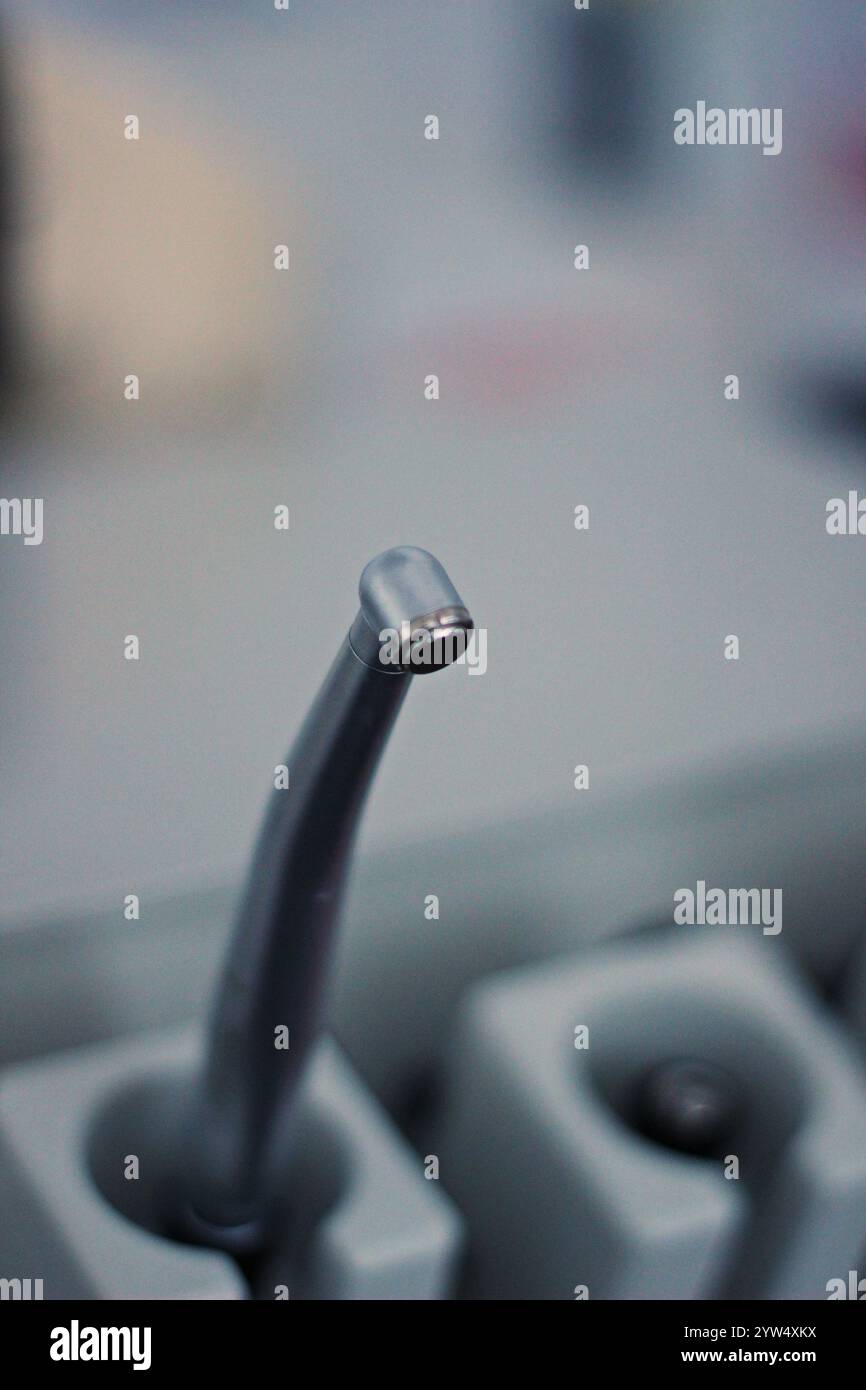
<box><xmin>179</xmin><ymin>547</ymin><xmax>472</xmax><ymax>1251</ymax></box>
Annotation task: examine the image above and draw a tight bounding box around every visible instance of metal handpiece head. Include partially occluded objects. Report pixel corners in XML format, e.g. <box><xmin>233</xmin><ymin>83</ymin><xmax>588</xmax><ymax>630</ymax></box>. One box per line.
<box><xmin>351</xmin><ymin>545</ymin><xmax>474</xmax><ymax>674</ymax></box>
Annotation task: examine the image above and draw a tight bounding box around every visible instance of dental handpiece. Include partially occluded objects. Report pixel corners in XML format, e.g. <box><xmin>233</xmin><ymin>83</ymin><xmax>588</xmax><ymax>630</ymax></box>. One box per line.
<box><xmin>178</xmin><ymin>547</ymin><xmax>473</xmax><ymax>1253</ymax></box>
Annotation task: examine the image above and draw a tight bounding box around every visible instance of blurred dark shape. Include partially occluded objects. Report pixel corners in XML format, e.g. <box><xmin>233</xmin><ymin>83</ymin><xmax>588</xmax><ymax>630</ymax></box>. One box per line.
<box><xmin>804</xmin><ymin>374</ymin><xmax>866</xmax><ymax>443</ymax></box>
<box><xmin>633</xmin><ymin>1058</ymin><xmax>743</xmax><ymax>1159</ymax></box>
<box><xmin>547</xmin><ymin>6</ymin><xmax>645</xmax><ymax>175</ymax></box>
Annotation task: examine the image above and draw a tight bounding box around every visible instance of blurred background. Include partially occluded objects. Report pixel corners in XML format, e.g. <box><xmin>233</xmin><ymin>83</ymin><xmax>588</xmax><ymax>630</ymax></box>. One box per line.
<box><xmin>1</xmin><ymin>0</ymin><xmax>866</xmax><ymax>1303</ymax></box>
<box><xmin>0</xmin><ymin>0</ymin><xmax>864</xmax><ymax>926</ymax></box>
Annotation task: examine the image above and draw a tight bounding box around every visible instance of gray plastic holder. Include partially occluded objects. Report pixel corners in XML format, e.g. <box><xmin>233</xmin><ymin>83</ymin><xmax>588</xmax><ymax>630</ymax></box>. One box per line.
<box><xmin>0</xmin><ymin>1025</ymin><xmax>462</xmax><ymax>1300</ymax></box>
<box><xmin>438</xmin><ymin>931</ymin><xmax>866</xmax><ymax>1300</ymax></box>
